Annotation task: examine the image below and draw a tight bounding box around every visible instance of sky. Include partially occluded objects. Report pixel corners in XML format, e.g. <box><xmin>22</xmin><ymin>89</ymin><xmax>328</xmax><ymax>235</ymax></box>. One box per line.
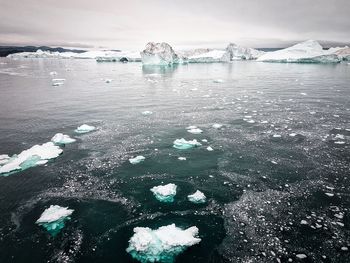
<box><xmin>0</xmin><ymin>0</ymin><xmax>349</xmax><ymax>50</ymax></box>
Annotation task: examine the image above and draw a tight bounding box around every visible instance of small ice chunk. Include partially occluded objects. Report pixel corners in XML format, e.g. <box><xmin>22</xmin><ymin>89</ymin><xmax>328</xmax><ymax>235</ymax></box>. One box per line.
<box><xmin>201</xmin><ymin>139</ymin><xmax>208</xmax><ymax>143</ymax></box>
<box><xmin>334</xmin><ymin>141</ymin><xmax>345</xmax><ymax>145</ymax></box>
<box><xmin>300</xmin><ymin>220</ymin><xmax>308</xmax><ymax>225</ymax></box>
<box><xmin>300</xmin><ymin>93</ymin><xmax>307</xmax><ymax>96</ymax></box>
<box><xmin>52</xmin><ymin>82</ymin><xmax>64</xmax><ymax>87</ymax></box>
<box><xmin>173</xmin><ymin>138</ymin><xmax>202</xmax><ymax>150</ymax></box>
<box><xmin>0</xmin><ymin>154</ymin><xmax>10</xmax><ymax>165</ymax></box>
<box><xmin>296</xmin><ymin>254</ymin><xmax>307</xmax><ymax>259</ymax></box>
<box><xmin>142</xmin><ymin>111</ymin><xmax>153</xmax><ymax>115</ymax></box>
<box><xmin>213</xmin><ymin>79</ymin><xmax>224</xmax><ymax>83</ymax></box>
<box><xmin>36</xmin><ymin>205</ymin><xmax>74</xmax><ymax>236</ymax></box>
<box><xmin>325</xmin><ymin>192</ymin><xmax>334</xmax><ymax>197</ymax></box>
<box><xmin>150</xmin><ymin>183</ymin><xmax>177</xmax><ymax>202</ymax></box>
<box><xmin>105</xmin><ymin>79</ymin><xmax>113</xmax><ymax>83</ymax></box>
<box><xmin>178</xmin><ymin>157</ymin><xmax>186</xmax><ymax>161</ymax></box>
<box><xmin>129</xmin><ymin>155</ymin><xmax>145</xmax><ymax>164</ymax></box>
<box><xmin>206</xmin><ymin>146</ymin><xmax>214</xmax><ymax>151</ymax></box>
<box><xmin>49</xmin><ymin>71</ymin><xmax>57</xmax><ymax>76</ymax></box>
<box><xmin>273</xmin><ymin>134</ymin><xmax>281</xmax><ymax>138</ymax></box>
<box><xmin>126</xmin><ymin>224</ymin><xmax>201</xmax><ymax>262</ymax></box>
<box><xmin>188</xmin><ymin>190</ymin><xmax>206</xmax><ymax>203</ymax></box>
<box><xmin>0</xmin><ymin>142</ymin><xmax>63</xmax><ymax>175</ymax></box>
<box><xmin>74</xmin><ymin>124</ymin><xmax>96</xmax><ymax>133</ymax></box>
<box><xmin>51</xmin><ymin>133</ymin><xmax>76</xmax><ymax>145</ymax></box>
<box><xmin>212</xmin><ymin>123</ymin><xmax>223</xmax><ymax>129</ymax></box>
<box><xmin>187</xmin><ymin>128</ymin><xmax>203</xmax><ymax>134</ymax></box>
<box><xmin>289</xmin><ymin>133</ymin><xmax>297</xmax><ymax>137</ymax></box>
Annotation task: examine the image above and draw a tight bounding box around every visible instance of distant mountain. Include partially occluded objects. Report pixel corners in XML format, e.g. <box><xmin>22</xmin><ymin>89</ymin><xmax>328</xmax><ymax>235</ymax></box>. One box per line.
<box><xmin>0</xmin><ymin>46</ymin><xmax>87</xmax><ymax>57</ymax></box>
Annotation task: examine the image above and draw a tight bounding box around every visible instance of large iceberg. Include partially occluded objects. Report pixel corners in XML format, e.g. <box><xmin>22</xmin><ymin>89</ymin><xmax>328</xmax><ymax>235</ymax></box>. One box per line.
<box><xmin>126</xmin><ymin>224</ymin><xmax>201</xmax><ymax>263</ymax></box>
<box><xmin>0</xmin><ymin>142</ymin><xmax>63</xmax><ymax>175</ymax></box>
<box><xmin>257</xmin><ymin>40</ymin><xmax>341</xmax><ymax>63</ymax></box>
<box><xmin>141</xmin><ymin>42</ymin><xmax>179</xmax><ymax>66</ymax></box>
<box><xmin>150</xmin><ymin>183</ymin><xmax>177</xmax><ymax>202</ymax></box>
<box><xmin>173</xmin><ymin>138</ymin><xmax>202</xmax><ymax>150</ymax></box>
<box><xmin>36</xmin><ymin>205</ymin><xmax>74</xmax><ymax>236</ymax></box>
<box><xmin>223</xmin><ymin>43</ymin><xmax>264</xmax><ymax>60</ymax></box>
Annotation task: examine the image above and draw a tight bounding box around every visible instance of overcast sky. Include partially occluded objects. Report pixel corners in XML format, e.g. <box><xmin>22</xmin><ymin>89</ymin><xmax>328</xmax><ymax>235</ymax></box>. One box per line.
<box><xmin>0</xmin><ymin>0</ymin><xmax>349</xmax><ymax>50</ymax></box>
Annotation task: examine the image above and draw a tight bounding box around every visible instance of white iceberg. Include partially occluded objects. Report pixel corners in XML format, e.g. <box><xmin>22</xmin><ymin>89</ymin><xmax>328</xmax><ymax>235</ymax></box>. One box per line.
<box><xmin>36</xmin><ymin>205</ymin><xmax>74</xmax><ymax>236</ymax></box>
<box><xmin>257</xmin><ymin>40</ymin><xmax>340</xmax><ymax>63</ymax></box>
<box><xmin>51</xmin><ymin>133</ymin><xmax>76</xmax><ymax>145</ymax></box>
<box><xmin>173</xmin><ymin>138</ymin><xmax>202</xmax><ymax>150</ymax></box>
<box><xmin>187</xmin><ymin>50</ymin><xmax>227</xmax><ymax>63</ymax></box>
<box><xmin>150</xmin><ymin>183</ymin><xmax>177</xmax><ymax>202</ymax></box>
<box><xmin>141</xmin><ymin>42</ymin><xmax>179</xmax><ymax>66</ymax></box>
<box><xmin>0</xmin><ymin>142</ymin><xmax>63</xmax><ymax>175</ymax></box>
<box><xmin>331</xmin><ymin>47</ymin><xmax>350</xmax><ymax>61</ymax></box>
<box><xmin>126</xmin><ymin>224</ymin><xmax>201</xmax><ymax>263</ymax></box>
<box><xmin>223</xmin><ymin>43</ymin><xmax>264</xmax><ymax>60</ymax></box>
<box><xmin>187</xmin><ymin>190</ymin><xmax>206</xmax><ymax>203</ymax></box>
<box><xmin>129</xmin><ymin>155</ymin><xmax>145</xmax><ymax>164</ymax></box>
<box><xmin>74</xmin><ymin>124</ymin><xmax>96</xmax><ymax>133</ymax></box>
<box><xmin>206</xmin><ymin>146</ymin><xmax>214</xmax><ymax>151</ymax></box>
<box><xmin>186</xmin><ymin>126</ymin><xmax>203</xmax><ymax>134</ymax></box>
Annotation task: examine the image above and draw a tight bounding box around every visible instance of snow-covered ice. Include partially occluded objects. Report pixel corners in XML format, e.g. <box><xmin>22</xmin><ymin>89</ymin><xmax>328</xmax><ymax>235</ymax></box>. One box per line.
<box><xmin>51</xmin><ymin>133</ymin><xmax>76</xmax><ymax>145</ymax></box>
<box><xmin>257</xmin><ymin>40</ymin><xmax>341</xmax><ymax>63</ymax></box>
<box><xmin>150</xmin><ymin>183</ymin><xmax>177</xmax><ymax>202</ymax></box>
<box><xmin>187</xmin><ymin>190</ymin><xmax>206</xmax><ymax>203</ymax></box>
<box><xmin>74</xmin><ymin>124</ymin><xmax>96</xmax><ymax>133</ymax></box>
<box><xmin>36</xmin><ymin>205</ymin><xmax>74</xmax><ymax>236</ymax></box>
<box><xmin>173</xmin><ymin>138</ymin><xmax>202</xmax><ymax>150</ymax></box>
<box><xmin>126</xmin><ymin>224</ymin><xmax>201</xmax><ymax>263</ymax></box>
<box><xmin>141</xmin><ymin>42</ymin><xmax>179</xmax><ymax>66</ymax></box>
<box><xmin>129</xmin><ymin>155</ymin><xmax>146</xmax><ymax>165</ymax></box>
<box><xmin>0</xmin><ymin>142</ymin><xmax>63</xmax><ymax>175</ymax></box>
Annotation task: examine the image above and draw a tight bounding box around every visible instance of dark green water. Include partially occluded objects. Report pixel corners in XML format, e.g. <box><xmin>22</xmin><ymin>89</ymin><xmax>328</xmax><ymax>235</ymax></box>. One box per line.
<box><xmin>0</xmin><ymin>58</ymin><xmax>349</xmax><ymax>262</ymax></box>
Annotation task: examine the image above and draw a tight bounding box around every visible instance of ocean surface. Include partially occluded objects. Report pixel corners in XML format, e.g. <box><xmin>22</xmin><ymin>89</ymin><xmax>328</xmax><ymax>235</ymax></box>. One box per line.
<box><xmin>0</xmin><ymin>58</ymin><xmax>349</xmax><ymax>263</ymax></box>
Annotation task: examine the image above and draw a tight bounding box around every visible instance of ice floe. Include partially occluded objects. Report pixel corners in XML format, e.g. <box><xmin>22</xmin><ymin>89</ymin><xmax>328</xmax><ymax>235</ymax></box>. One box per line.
<box><xmin>129</xmin><ymin>155</ymin><xmax>145</xmax><ymax>165</ymax></box>
<box><xmin>74</xmin><ymin>124</ymin><xmax>96</xmax><ymax>133</ymax></box>
<box><xmin>212</xmin><ymin>123</ymin><xmax>223</xmax><ymax>129</ymax></box>
<box><xmin>126</xmin><ymin>224</ymin><xmax>201</xmax><ymax>262</ymax></box>
<box><xmin>141</xmin><ymin>42</ymin><xmax>179</xmax><ymax>66</ymax></box>
<box><xmin>173</xmin><ymin>138</ymin><xmax>202</xmax><ymax>150</ymax></box>
<box><xmin>150</xmin><ymin>183</ymin><xmax>177</xmax><ymax>202</ymax></box>
<box><xmin>206</xmin><ymin>146</ymin><xmax>214</xmax><ymax>151</ymax></box>
<box><xmin>257</xmin><ymin>40</ymin><xmax>341</xmax><ymax>63</ymax></box>
<box><xmin>0</xmin><ymin>142</ymin><xmax>63</xmax><ymax>175</ymax></box>
<box><xmin>187</xmin><ymin>190</ymin><xmax>206</xmax><ymax>203</ymax></box>
<box><xmin>142</xmin><ymin>111</ymin><xmax>153</xmax><ymax>116</ymax></box>
<box><xmin>36</xmin><ymin>205</ymin><xmax>74</xmax><ymax>236</ymax></box>
<box><xmin>186</xmin><ymin>126</ymin><xmax>203</xmax><ymax>134</ymax></box>
<box><xmin>51</xmin><ymin>133</ymin><xmax>76</xmax><ymax>145</ymax></box>
<box><xmin>178</xmin><ymin>157</ymin><xmax>187</xmax><ymax>161</ymax></box>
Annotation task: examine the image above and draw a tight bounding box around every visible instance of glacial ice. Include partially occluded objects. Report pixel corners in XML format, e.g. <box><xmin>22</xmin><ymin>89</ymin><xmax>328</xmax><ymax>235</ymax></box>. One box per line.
<box><xmin>150</xmin><ymin>183</ymin><xmax>177</xmax><ymax>202</ymax></box>
<box><xmin>331</xmin><ymin>47</ymin><xmax>350</xmax><ymax>61</ymax></box>
<box><xmin>0</xmin><ymin>142</ymin><xmax>63</xmax><ymax>175</ymax></box>
<box><xmin>0</xmin><ymin>154</ymin><xmax>10</xmax><ymax>165</ymax></box>
<box><xmin>187</xmin><ymin>190</ymin><xmax>206</xmax><ymax>203</ymax></box>
<box><xmin>257</xmin><ymin>40</ymin><xmax>341</xmax><ymax>63</ymax></box>
<box><xmin>74</xmin><ymin>124</ymin><xmax>96</xmax><ymax>133</ymax></box>
<box><xmin>51</xmin><ymin>133</ymin><xmax>76</xmax><ymax>145</ymax></box>
<box><xmin>129</xmin><ymin>155</ymin><xmax>145</xmax><ymax>164</ymax></box>
<box><xmin>173</xmin><ymin>138</ymin><xmax>202</xmax><ymax>150</ymax></box>
<box><xmin>187</xmin><ymin>50</ymin><xmax>227</xmax><ymax>63</ymax></box>
<box><xmin>126</xmin><ymin>224</ymin><xmax>201</xmax><ymax>263</ymax></box>
<box><xmin>141</xmin><ymin>42</ymin><xmax>179</xmax><ymax>66</ymax></box>
<box><xmin>223</xmin><ymin>43</ymin><xmax>264</xmax><ymax>60</ymax></box>
<box><xmin>36</xmin><ymin>205</ymin><xmax>74</xmax><ymax>236</ymax></box>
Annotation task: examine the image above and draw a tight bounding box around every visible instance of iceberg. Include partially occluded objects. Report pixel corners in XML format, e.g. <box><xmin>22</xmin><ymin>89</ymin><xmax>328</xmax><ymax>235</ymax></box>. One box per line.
<box><xmin>126</xmin><ymin>224</ymin><xmax>201</xmax><ymax>263</ymax></box>
<box><xmin>0</xmin><ymin>142</ymin><xmax>63</xmax><ymax>175</ymax></box>
<box><xmin>0</xmin><ymin>154</ymin><xmax>10</xmax><ymax>165</ymax></box>
<box><xmin>257</xmin><ymin>40</ymin><xmax>341</xmax><ymax>63</ymax></box>
<box><xmin>141</xmin><ymin>42</ymin><xmax>179</xmax><ymax>66</ymax></box>
<box><xmin>173</xmin><ymin>138</ymin><xmax>202</xmax><ymax>150</ymax></box>
<box><xmin>129</xmin><ymin>155</ymin><xmax>146</xmax><ymax>164</ymax></box>
<box><xmin>150</xmin><ymin>183</ymin><xmax>177</xmax><ymax>202</ymax></box>
<box><xmin>142</xmin><ymin>110</ymin><xmax>153</xmax><ymax>116</ymax></box>
<box><xmin>187</xmin><ymin>50</ymin><xmax>227</xmax><ymax>63</ymax></box>
<box><xmin>51</xmin><ymin>133</ymin><xmax>76</xmax><ymax>145</ymax></box>
<box><xmin>36</xmin><ymin>205</ymin><xmax>74</xmax><ymax>236</ymax></box>
<box><xmin>187</xmin><ymin>190</ymin><xmax>206</xmax><ymax>203</ymax></box>
<box><xmin>223</xmin><ymin>43</ymin><xmax>264</xmax><ymax>60</ymax></box>
<box><xmin>186</xmin><ymin>126</ymin><xmax>203</xmax><ymax>134</ymax></box>
<box><xmin>332</xmin><ymin>47</ymin><xmax>350</xmax><ymax>61</ymax></box>
<box><xmin>74</xmin><ymin>124</ymin><xmax>96</xmax><ymax>133</ymax></box>
<box><xmin>212</xmin><ymin>123</ymin><xmax>223</xmax><ymax>129</ymax></box>
<box><xmin>96</xmin><ymin>50</ymin><xmax>142</xmax><ymax>62</ymax></box>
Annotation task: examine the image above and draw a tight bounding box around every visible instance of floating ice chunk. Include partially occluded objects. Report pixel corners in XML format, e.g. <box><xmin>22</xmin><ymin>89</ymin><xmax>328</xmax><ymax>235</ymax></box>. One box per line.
<box><xmin>325</xmin><ymin>192</ymin><xmax>335</xmax><ymax>197</ymax></box>
<box><xmin>142</xmin><ymin>111</ymin><xmax>153</xmax><ymax>116</ymax></box>
<box><xmin>0</xmin><ymin>142</ymin><xmax>63</xmax><ymax>175</ymax></box>
<box><xmin>212</xmin><ymin>123</ymin><xmax>223</xmax><ymax>129</ymax></box>
<box><xmin>141</xmin><ymin>42</ymin><xmax>179</xmax><ymax>65</ymax></box>
<box><xmin>51</xmin><ymin>133</ymin><xmax>76</xmax><ymax>145</ymax></box>
<box><xmin>296</xmin><ymin>254</ymin><xmax>307</xmax><ymax>259</ymax></box>
<box><xmin>246</xmin><ymin>119</ymin><xmax>255</xmax><ymax>124</ymax></box>
<box><xmin>223</xmin><ymin>43</ymin><xmax>264</xmax><ymax>60</ymax></box>
<box><xmin>334</xmin><ymin>141</ymin><xmax>345</xmax><ymax>145</ymax></box>
<box><xmin>289</xmin><ymin>133</ymin><xmax>297</xmax><ymax>137</ymax></box>
<box><xmin>178</xmin><ymin>157</ymin><xmax>186</xmax><ymax>161</ymax></box>
<box><xmin>52</xmin><ymin>82</ymin><xmax>64</xmax><ymax>87</ymax></box>
<box><xmin>206</xmin><ymin>146</ymin><xmax>214</xmax><ymax>151</ymax></box>
<box><xmin>36</xmin><ymin>205</ymin><xmax>74</xmax><ymax>236</ymax></box>
<box><xmin>129</xmin><ymin>156</ymin><xmax>145</xmax><ymax>164</ymax></box>
<box><xmin>300</xmin><ymin>220</ymin><xmax>308</xmax><ymax>225</ymax></box>
<box><xmin>187</xmin><ymin>128</ymin><xmax>203</xmax><ymax>134</ymax></box>
<box><xmin>74</xmin><ymin>124</ymin><xmax>96</xmax><ymax>133</ymax></box>
<box><xmin>126</xmin><ymin>224</ymin><xmax>201</xmax><ymax>262</ymax></box>
<box><xmin>52</xmin><ymin>78</ymin><xmax>66</xmax><ymax>82</ymax></box>
<box><xmin>334</xmin><ymin>134</ymin><xmax>345</xmax><ymax>140</ymax></box>
<box><xmin>186</xmin><ymin>125</ymin><xmax>197</xmax><ymax>130</ymax></box>
<box><xmin>213</xmin><ymin>79</ymin><xmax>224</xmax><ymax>83</ymax></box>
<box><xmin>187</xmin><ymin>50</ymin><xmax>227</xmax><ymax>63</ymax></box>
<box><xmin>202</xmin><ymin>139</ymin><xmax>208</xmax><ymax>143</ymax></box>
<box><xmin>273</xmin><ymin>134</ymin><xmax>281</xmax><ymax>138</ymax></box>
<box><xmin>187</xmin><ymin>190</ymin><xmax>206</xmax><ymax>203</ymax></box>
<box><xmin>257</xmin><ymin>40</ymin><xmax>340</xmax><ymax>63</ymax></box>
<box><xmin>49</xmin><ymin>71</ymin><xmax>57</xmax><ymax>76</ymax></box>
<box><xmin>0</xmin><ymin>154</ymin><xmax>10</xmax><ymax>165</ymax></box>
<box><xmin>173</xmin><ymin>138</ymin><xmax>202</xmax><ymax>150</ymax></box>
<box><xmin>150</xmin><ymin>183</ymin><xmax>177</xmax><ymax>202</ymax></box>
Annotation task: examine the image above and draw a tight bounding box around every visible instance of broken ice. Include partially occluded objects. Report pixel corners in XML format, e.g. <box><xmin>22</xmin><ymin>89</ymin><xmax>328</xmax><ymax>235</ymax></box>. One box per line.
<box><xmin>187</xmin><ymin>190</ymin><xmax>206</xmax><ymax>204</ymax></box>
<box><xmin>74</xmin><ymin>124</ymin><xmax>96</xmax><ymax>133</ymax></box>
<box><xmin>129</xmin><ymin>155</ymin><xmax>145</xmax><ymax>165</ymax></box>
<box><xmin>36</xmin><ymin>205</ymin><xmax>74</xmax><ymax>236</ymax></box>
<box><xmin>126</xmin><ymin>224</ymin><xmax>201</xmax><ymax>263</ymax></box>
<box><xmin>173</xmin><ymin>138</ymin><xmax>202</xmax><ymax>150</ymax></box>
<box><xmin>150</xmin><ymin>183</ymin><xmax>177</xmax><ymax>202</ymax></box>
<box><xmin>51</xmin><ymin>133</ymin><xmax>76</xmax><ymax>145</ymax></box>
